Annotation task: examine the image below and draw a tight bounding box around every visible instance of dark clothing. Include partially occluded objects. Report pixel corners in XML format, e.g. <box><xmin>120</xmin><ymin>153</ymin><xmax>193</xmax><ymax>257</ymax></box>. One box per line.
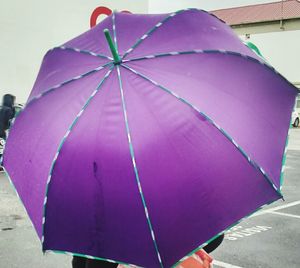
<box><xmin>2</xmin><ymin>94</ymin><xmax>15</xmax><ymax>108</ymax></box>
<box><xmin>0</xmin><ymin>106</ymin><xmax>15</xmax><ymax>138</ymax></box>
<box><xmin>0</xmin><ymin>94</ymin><xmax>15</xmax><ymax>139</ymax></box>
<box><xmin>203</xmin><ymin>233</ymin><xmax>224</xmax><ymax>253</ymax></box>
<box><xmin>72</xmin><ymin>256</ymin><xmax>118</xmax><ymax>268</ymax></box>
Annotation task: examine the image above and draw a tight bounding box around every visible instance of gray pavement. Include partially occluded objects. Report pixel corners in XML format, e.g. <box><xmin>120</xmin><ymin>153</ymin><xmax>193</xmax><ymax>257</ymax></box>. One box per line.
<box><xmin>211</xmin><ymin>128</ymin><xmax>300</xmax><ymax>268</ymax></box>
<box><xmin>0</xmin><ymin>129</ymin><xmax>300</xmax><ymax>268</ymax></box>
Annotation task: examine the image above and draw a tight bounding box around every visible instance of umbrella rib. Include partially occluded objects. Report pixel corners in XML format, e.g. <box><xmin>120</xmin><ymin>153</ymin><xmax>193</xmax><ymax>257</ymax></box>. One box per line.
<box><xmin>172</xmin><ymin>197</ymin><xmax>279</xmax><ymax>268</ymax></box>
<box><xmin>121</xmin><ymin>63</ymin><xmax>283</xmax><ymax>199</ymax></box>
<box><xmin>112</xmin><ymin>11</ymin><xmax>119</xmax><ymax>54</ymax></box>
<box><xmin>41</xmin><ymin>66</ymin><xmax>114</xmax><ymax>248</ymax></box>
<box><xmin>121</xmin><ymin>9</ymin><xmax>187</xmax><ymax>60</ymax></box>
<box><xmin>121</xmin><ymin>8</ymin><xmax>228</xmax><ymax>60</ymax></box>
<box><xmin>122</xmin><ymin>49</ymin><xmax>299</xmax><ymax>91</ymax></box>
<box><xmin>51</xmin><ymin>46</ymin><xmax>113</xmax><ymax>60</ymax></box>
<box><xmin>12</xmin><ymin>62</ymin><xmax>113</xmax><ymax>124</ymax></box>
<box><xmin>116</xmin><ymin>66</ymin><xmax>164</xmax><ymax>268</ymax></box>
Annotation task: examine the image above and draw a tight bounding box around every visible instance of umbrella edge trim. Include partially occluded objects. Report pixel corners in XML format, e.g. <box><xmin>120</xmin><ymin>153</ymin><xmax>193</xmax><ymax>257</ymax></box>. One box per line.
<box><xmin>121</xmin><ymin>63</ymin><xmax>284</xmax><ymax>199</ymax></box>
<box><xmin>41</xmin><ymin>66</ymin><xmax>114</xmax><ymax>248</ymax></box>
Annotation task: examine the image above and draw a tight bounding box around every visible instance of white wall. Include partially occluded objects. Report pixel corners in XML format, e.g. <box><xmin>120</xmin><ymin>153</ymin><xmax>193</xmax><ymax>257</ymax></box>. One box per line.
<box><xmin>148</xmin><ymin>0</ymin><xmax>300</xmax><ymax>85</ymax></box>
<box><xmin>0</xmin><ymin>0</ymin><xmax>148</xmax><ymax>104</ymax></box>
<box><xmin>240</xmin><ymin>30</ymin><xmax>300</xmax><ymax>83</ymax></box>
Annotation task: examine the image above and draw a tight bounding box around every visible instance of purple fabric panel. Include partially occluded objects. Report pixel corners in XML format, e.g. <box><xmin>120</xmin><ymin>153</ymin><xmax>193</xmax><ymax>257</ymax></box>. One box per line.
<box><xmin>125</xmin><ymin>54</ymin><xmax>297</xmax><ymax>188</ymax></box>
<box><xmin>125</xmin><ymin>9</ymin><xmax>260</xmax><ymax>61</ymax></box>
<box><xmin>63</xmin><ymin>16</ymin><xmax>113</xmax><ymax>56</ymax></box>
<box><xmin>114</xmin><ymin>12</ymin><xmax>168</xmax><ymax>56</ymax></box>
<box><xmin>3</xmin><ymin>69</ymin><xmax>108</xmax><ymax>238</ymax></box>
<box><xmin>28</xmin><ymin>49</ymin><xmax>109</xmax><ymax>102</ymax></box>
<box><xmin>119</xmin><ymin>67</ymin><xmax>280</xmax><ymax>267</ymax></box>
<box><xmin>44</xmin><ymin>69</ymin><xmax>159</xmax><ymax>267</ymax></box>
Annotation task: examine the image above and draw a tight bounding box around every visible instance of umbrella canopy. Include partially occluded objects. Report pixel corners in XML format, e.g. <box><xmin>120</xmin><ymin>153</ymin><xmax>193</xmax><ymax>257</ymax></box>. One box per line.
<box><xmin>3</xmin><ymin>9</ymin><xmax>299</xmax><ymax>268</ymax></box>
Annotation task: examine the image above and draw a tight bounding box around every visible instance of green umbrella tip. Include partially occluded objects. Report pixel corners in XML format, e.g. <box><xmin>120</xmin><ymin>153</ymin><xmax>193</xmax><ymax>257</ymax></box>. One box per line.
<box><xmin>103</xmin><ymin>29</ymin><xmax>121</xmax><ymax>64</ymax></box>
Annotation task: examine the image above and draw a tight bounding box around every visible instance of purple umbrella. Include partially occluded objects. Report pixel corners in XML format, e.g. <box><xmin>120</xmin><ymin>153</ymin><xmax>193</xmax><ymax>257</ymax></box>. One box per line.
<box><xmin>3</xmin><ymin>9</ymin><xmax>299</xmax><ymax>268</ymax></box>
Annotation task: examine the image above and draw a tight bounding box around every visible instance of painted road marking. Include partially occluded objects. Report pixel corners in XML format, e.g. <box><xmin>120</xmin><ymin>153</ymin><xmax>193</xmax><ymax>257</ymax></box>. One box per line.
<box><xmin>225</xmin><ymin>225</ymin><xmax>272</xmax><ymax>241</ymax></box>
<box><xmin>268</xmin><ymin>211</ymin><xmax>300</xmax><ymax>219</ymax></box>
<box><xmin>251</xmin><ymin>200</ymin><xmax>300</xmax><ymax>217</ymax></box>
<box><xmin>213</xmin><ymin>260</ymin><xmax>243</xmax><ymax>268</ymax></box>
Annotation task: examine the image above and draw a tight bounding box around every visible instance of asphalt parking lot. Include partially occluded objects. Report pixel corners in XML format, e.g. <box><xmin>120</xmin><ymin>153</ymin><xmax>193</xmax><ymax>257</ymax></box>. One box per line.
<box><xmin>212</xmin><ymin>128</ymin><xmax>300</xmax><ymax>268</ymax></box>
<box><xmin>0</xmin><ymin>129</ymin><xmax>299</xmax><ymax>268</ymax></box>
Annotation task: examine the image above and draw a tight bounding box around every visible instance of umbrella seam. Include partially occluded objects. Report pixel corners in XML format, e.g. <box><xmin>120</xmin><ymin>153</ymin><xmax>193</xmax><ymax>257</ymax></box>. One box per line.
<box><xmin>121</xmin><ymin>9</ymin><xmax>187</xmax><ymax>59</ymax></box>
<box><xmin>116</xmin><ymin>66</ymin><xmax>164</xmax><ymax>268</ymax></box>
<box><xmin>122</xmin><ymin>49</ymin><xmax>299</xmax><ymax>92</ymax></box>
<box><xmin>41</xmin><ymin>66</ymin><xmax>114</xmax><ymax>248</ymax></box>
<box><xmin>171</xmin><ymin>196</ymin><xmax>279</xmax><ymax>267</ymax></box>
<box><xmin>121</xmin><ymin>63</ymin><xmax>283</xmax><ymax>199</ymax></box>
<box><xmin>50</xmin><ymin>46</ymin><xmax>113</xmax><ymax>60</ymax></box>
<box><xmin>1</xmin><ymin>62</ymin><xmax>113</xmax><ymax>166</ymax></box>
<box><xmin>112</xmin><ymin>11</ymin><xmax>118</xmax><ymax>53</ymax></box>
<box><xmin>121</xmin><ymin>8</ymin><xmax>229</xmax><ymax>60</ymax></box>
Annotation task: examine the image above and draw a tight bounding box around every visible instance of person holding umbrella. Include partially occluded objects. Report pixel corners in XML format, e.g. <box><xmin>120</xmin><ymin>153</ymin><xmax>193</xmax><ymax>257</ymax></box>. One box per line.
<box><xmin>0</xmin><ymin>94</ymin><xmax>16</xmax><ymax>139</ymax></box>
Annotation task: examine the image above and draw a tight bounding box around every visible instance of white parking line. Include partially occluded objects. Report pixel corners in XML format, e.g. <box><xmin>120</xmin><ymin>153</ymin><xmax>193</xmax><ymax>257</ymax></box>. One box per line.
<box><xmin>213</xmin><ymin>260</ymin><xmax>243</xmax><ymax>268</ymax></box>
<box><xmin>251</xmin><ymin>200</ymin><xmax>300</xmax><ymax>217</ymax></box>
<box><xmin>268</xmin><ymin>211</ymin><xmax>300</xmax><ymax>219</ymax></box>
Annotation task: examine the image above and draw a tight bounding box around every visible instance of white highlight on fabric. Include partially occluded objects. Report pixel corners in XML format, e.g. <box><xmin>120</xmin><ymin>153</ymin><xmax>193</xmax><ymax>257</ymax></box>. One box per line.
<box><xmin>259</xmin><ymin>167</ymin><xmax>266</xmax><ymax>175</ymax></box>
<box><xmin>137</xmin><ymin>182</ymin><xmax>142</xmax><ymax>193</ymax></box>
<box><xmin>158</xmin><ymin>254</ymin><xmax>162</xmax><ymax>263</ymax></box>
<box><xmin>145</xmin><ymin>207</ymin><xmax>149</xmax><ymax>219</ymax></box>
<box><xmin>127</xmin><ymin>48</ymin><xmax>133</xmax><ymax>54</ymax></box>
<box><xmin>151</xmin><ymin>230</ymin><xmax>155</xmax><ymax>240</ymax></box>
<box><xmin>77</xmin><ymin>109</ymin><xmax>84</xmax><ymax>118</ymax></box>
<box><xmin>53</xmin><ymin>152</ymin><xmax>59</xmax><ymax>162</ymax></box>
<box><xmin>232</xmin><ymin>139</ymin><xmax>238</xmax><ymax>148</ymax></box>
<box><xmin>193</xmin><ymin>49</ymin><xmax>203</xmax><ymax>53</ymax></box>
<box><xmin>127</xmin><ymin>133</ymin><xmax>131</xmax><ymax>143</ymax></box>
<box><xmin>64</xmin><ymin>130</ymin><xmax>71</xmax><ymax>138</ymax></box>
<box><xmin>172</xmin><ymin>92</ymin><xmax>179</xmax><ymax>99</ymax></box>
<box><xmin>141</xmin><ymin>34</ymin><xmax>148</xmax><ymax>40</ymax></box>
<box><xmin>91</xmin><ymin>90</ymin><xmax>97</xmax><ymax>98</ymax></box>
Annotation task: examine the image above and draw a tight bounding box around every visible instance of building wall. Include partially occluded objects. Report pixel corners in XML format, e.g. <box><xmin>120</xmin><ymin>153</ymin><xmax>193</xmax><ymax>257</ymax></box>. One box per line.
<box><xmin>239</xmin><ymin>30</ymin><xmax>300</xmax><ymax>84</ymax></box>
<box><xmin>0</xmin><ymin>1</ymin><xmax>148</xmax><ymax>103</ymax></box>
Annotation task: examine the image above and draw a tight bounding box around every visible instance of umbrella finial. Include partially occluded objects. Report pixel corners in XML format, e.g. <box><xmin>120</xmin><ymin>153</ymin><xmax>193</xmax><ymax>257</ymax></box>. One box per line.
<box><xmin>104</xmin><ymin>29</ymin><xmax>121</xmax><ymax>64</ymax></box>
